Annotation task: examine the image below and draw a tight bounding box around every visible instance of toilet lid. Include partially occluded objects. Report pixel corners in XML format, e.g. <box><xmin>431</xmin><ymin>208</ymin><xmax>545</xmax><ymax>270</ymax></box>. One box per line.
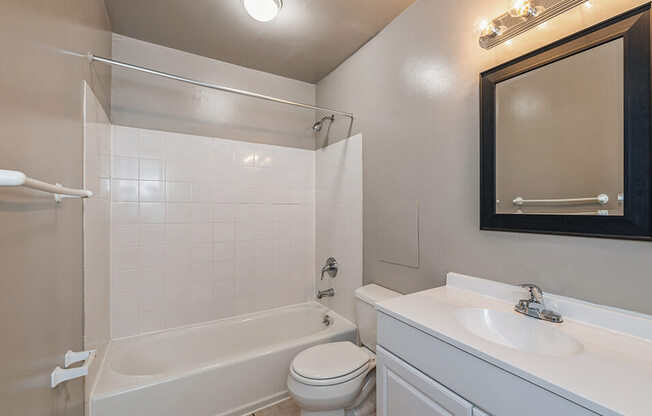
<box><xmin>291</xmin><ymin>341</ymin><xmax>371</xmax><ymax>382</ymax></box>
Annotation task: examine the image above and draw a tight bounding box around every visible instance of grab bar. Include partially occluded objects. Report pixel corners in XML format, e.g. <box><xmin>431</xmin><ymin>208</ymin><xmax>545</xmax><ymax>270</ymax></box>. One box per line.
<box><xmin>514</xmin><ymin>209</ymin><xmax>610</xmax><ymax>215</ymax></box>
<box><xmin>0</xmin><ymin>169</ymin><xmax>92</xmax><ymax>203</ymax></box>
<box><xmin>513</xmin><ymin>194</ymin><xmax>609</xmax><ymax>207</ymax></box>
<box><xmin>51</xmin><ymin>349</ymin><xmax>96</xmax><ymax>388</ymax></box>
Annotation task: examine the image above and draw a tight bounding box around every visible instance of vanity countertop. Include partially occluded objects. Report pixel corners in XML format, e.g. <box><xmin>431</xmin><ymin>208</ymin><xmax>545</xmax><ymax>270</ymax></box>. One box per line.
<box><xmin>376</xmin><ymin>273</ymin><xmax>652</xmax><ymax>416</ymax></box>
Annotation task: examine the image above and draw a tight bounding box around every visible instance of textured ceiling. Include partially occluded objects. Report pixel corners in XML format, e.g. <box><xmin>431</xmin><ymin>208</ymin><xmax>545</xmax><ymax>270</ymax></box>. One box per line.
<box><xmin>103</xmin><ymin>0</ymin><xmax>416</xmax><ymax>83</ymax></box>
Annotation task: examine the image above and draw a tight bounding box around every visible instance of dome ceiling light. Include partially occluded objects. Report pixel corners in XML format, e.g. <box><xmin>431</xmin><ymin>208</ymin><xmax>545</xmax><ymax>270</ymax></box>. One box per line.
<box><xmin>242</xmin><ymin>0</ymin><xmax>283</xmax><ymax>22</ymax></box>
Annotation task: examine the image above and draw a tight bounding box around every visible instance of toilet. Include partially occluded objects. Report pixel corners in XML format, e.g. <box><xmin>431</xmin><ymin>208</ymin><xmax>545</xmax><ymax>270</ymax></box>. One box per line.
<box><xmin>287</xmin><ymin>284</ymin><xmax>402</xmax><ymax>416</ymax></box>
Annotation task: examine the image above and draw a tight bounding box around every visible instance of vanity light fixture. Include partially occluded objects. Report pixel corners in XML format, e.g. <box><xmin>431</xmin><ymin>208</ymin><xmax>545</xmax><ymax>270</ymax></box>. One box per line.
<box><xmin>242</xmin><ymin>0</ymin><xmax>282</xmax><ymax>22</ymax></box>
<box><xmin>479</xmin><ymin>0</ymin><xmax>588</xmax><ymax>49</ymax></box>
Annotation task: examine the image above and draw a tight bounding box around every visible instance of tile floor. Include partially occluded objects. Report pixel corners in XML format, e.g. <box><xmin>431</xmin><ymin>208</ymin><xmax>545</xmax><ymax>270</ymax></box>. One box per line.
<box><xmin>252</xmin><ymin>398</ymin><xmax>301</xmax><ymax>416</ymax></box>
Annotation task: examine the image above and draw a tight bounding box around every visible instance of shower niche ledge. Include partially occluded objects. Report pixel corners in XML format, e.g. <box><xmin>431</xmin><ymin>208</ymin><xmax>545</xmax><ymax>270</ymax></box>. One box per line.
<box><xmin>374</xmin><ymin>272</ymin><xmax>652</xmax><ymax>416</ymax></box>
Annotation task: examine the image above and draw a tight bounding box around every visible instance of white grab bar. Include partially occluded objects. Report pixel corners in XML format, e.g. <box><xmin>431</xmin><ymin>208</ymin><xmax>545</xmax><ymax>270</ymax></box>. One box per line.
<box><xmin>514</xmin><ymin>209</ymin><xmax>610</xmax><ymax>215</ymax></box>
<box><xmin>0</xmin><ymin>169</ymin><xmax>92</xmax><ymax>202</ymax></box>
<box><xmin>513</xmin><ymin>193</ymin><xmax>609</xmax><ymax>206</ymax></box>
<box><xmin>51</xmin><ymin>349</ymin><xmax>96</xmax><ymax>388</ymax></box>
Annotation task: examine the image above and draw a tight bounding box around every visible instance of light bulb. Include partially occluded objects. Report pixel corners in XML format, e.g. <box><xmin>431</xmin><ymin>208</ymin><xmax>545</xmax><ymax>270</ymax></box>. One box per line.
<box><xmin>475</xmin><ymin>18</ymin><xmax>501</xmax><ymax>37</ymax></box>
<box><xmin>242</xmin><ymin>0</ymin><xmax>282</xmax><ymax>22</ymax></box>
<box><xmin>508</xmin><ymin>0</ymin><xmax>538</xmax><ymax>17</ymax></box>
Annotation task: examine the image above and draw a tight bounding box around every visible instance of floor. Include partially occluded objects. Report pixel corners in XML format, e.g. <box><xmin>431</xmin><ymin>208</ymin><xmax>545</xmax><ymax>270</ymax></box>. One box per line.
<box><xmin>252</xmin><ymin>399</ymin><xmax>301</xmax><ymax>416</ymax></box>
<box><xmin>252</xmin><ymin>394</ymin><xmax>376</xmax><ymax>416</ymax></box>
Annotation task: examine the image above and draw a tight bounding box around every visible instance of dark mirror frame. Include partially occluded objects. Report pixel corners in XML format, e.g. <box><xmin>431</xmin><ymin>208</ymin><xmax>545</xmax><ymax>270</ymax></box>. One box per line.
<box><xmin>480</xmin><ymin>4</ymin><xmax>652</xmax><ymax>241</ymax></box>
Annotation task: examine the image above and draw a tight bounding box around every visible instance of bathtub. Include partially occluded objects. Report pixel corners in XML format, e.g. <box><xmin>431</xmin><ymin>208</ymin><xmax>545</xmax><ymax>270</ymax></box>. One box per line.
<box><xmin>90</xmin><ymin>302</ymin><xmax>357</xmax><ymax>416</ymax></box>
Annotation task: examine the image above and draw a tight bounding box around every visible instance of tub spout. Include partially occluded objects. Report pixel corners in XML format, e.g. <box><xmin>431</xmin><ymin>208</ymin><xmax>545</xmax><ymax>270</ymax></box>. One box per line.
<box><xmin>317</xmin><ymin>288</ymin><xmax>335</xmax><ymax>299</ymax></box>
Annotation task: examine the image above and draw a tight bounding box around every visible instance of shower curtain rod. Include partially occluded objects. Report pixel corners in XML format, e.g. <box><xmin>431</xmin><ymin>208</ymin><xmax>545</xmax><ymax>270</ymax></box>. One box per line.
<box><xmin>90</xmin><ymin>54</ymin><xmax>354</xmax><ymax>119</ymax></box>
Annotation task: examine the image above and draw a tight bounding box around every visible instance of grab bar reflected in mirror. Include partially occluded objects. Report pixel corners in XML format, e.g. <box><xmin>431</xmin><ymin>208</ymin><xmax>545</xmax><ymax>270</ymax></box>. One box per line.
<box><xmin>513</xmin><ymin>194</ymin><xmax>609</xmax><ymax>206</ymax></box>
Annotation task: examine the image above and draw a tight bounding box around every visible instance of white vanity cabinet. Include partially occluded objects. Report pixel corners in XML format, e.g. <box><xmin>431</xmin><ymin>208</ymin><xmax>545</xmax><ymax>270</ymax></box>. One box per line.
<box><xmin>376</xmin><ymin>312</ymin><xmax>599</xmax><ymax>416</ymax></box>
<box><xmin>377</xmin><ymin>346</ymin><xmax>474</xmax><ymax>416</ymax></box>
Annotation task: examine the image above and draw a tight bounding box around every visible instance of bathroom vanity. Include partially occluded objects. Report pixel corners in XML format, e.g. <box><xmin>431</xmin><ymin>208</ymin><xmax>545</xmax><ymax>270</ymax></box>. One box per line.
<box><xmin>375</xmin><ymin>273</ymin><xmax>652</xmax><ymax>416</ymax></box>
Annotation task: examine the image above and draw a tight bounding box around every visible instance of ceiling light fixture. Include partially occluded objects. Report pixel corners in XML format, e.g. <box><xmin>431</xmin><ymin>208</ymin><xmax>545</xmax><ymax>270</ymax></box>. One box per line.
<box><xmin>242</xmin><ymin>0</ymin><xmax>283</xmax><ymax>22</ymax></box>
<box><xmin>478</xmin><ymin>0</ymin><xmax>588</xmax><ymax>49</ymax></box>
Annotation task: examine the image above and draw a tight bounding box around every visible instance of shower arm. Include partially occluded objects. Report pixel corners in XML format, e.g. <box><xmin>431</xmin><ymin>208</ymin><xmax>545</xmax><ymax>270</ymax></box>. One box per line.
<box><xmin>89</xmin><ymin>54</ymin><xmax>354</xmax><ymax>120</ymax></box>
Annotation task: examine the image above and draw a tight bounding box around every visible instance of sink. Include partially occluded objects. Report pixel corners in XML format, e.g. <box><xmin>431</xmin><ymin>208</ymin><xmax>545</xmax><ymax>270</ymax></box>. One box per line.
<box><xmin>454</xmin><ymin>308</ymin><xmax>583</xmax><ymax>356</ymax></box>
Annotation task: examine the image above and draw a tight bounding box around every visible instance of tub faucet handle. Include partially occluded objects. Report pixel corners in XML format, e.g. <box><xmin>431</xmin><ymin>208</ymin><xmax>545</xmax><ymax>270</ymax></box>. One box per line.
<box><xmin>320</xmin><ymin>257</ymin><xmax>338</xmax><ymax>280</ymax></box>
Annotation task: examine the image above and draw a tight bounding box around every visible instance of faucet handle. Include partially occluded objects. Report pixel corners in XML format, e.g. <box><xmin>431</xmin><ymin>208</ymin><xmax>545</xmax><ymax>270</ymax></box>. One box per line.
<box><xmin>519</xmin><ymin>283</ymin><xmax>544</xmax><ymax>303</ymax></box>
<box><xmin>320</xmin><ymin>257</ymin><xmax>338</xmax><ymax>280</ymax></box>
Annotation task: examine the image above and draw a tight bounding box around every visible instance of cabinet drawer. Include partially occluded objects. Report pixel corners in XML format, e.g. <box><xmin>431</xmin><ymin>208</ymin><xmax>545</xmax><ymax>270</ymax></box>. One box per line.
<box><xmin>377</xmin><ymin>346</ymin><xmax>474</xmax><ymax>416</ymax></box>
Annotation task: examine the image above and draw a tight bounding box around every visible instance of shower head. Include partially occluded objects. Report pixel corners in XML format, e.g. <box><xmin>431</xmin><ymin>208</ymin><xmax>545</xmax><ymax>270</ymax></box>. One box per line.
<box><xmin>313</xmin><ymin>115</ymin><xmax>335</xmax><ymax>133</ymax></box>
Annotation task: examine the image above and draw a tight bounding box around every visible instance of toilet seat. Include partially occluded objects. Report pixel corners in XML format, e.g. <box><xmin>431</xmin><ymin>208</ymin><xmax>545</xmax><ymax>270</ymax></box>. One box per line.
<box><xmin>290</xmin><ymin>342</ymin><xmax>372</xmax><ymax>387</ymax></box>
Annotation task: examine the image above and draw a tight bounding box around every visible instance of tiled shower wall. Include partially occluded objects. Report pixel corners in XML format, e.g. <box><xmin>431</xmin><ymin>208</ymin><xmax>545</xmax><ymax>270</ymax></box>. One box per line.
<box><xmin>315</xmin><ymin>134</ymin><xmax>363</xmax><ymax>323</ymax></box>
<box><xmin>110</xmin><ymin>126</ymin><xmax>315</xmax><ymax>338</ymax></box>
<box><xmin>83</xmin><ymin>83</ymin><xmax>112</xmax><ymax>391</ymax></box>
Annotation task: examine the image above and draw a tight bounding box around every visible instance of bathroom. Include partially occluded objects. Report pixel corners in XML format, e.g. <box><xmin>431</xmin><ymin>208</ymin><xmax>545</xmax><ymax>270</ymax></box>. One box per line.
<box><xmin>1</xmin><ymin>0</ymin><xmax>651</xmax><ymax>415</ymax></box>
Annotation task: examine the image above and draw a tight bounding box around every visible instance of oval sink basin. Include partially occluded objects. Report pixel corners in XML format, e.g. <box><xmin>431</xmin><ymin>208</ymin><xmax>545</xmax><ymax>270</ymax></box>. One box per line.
<box><xmin>455</xmin><ymin>309</ymin><xmax>583</xmax><ymax>356</ymax></box>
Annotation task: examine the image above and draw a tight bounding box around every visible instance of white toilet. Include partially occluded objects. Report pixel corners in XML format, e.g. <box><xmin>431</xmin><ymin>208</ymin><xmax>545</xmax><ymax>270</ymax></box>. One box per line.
<box><xmin>287</xmin><ymin>284</ymin><xmax>402</xmax><ymax>416</ymax></box>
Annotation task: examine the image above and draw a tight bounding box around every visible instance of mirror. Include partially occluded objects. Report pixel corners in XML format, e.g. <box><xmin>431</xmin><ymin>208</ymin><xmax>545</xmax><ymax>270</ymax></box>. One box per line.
<box><xmin>480</xmin><ymin>6</ymin><xmax>652</xmax><ymax>240</ymax></box>
<box><xmin>495</xmin><ymin>39</ymin><xmax>624</xmax><ymax>216</ymax></box>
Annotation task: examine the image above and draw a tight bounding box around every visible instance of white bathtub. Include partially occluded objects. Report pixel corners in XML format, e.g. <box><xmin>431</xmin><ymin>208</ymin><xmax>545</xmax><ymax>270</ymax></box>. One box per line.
<box><xmin>90</xmin><ymin>302</ymin><xmax>357</xmax><ymax>416</ymax></box>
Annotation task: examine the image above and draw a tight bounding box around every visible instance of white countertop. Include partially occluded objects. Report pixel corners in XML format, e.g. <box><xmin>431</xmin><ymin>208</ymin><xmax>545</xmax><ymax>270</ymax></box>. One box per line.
<box><xmin>376</xmin><ymin>273</ymin><xmax>652</xmax><ymax>416</ymax></box>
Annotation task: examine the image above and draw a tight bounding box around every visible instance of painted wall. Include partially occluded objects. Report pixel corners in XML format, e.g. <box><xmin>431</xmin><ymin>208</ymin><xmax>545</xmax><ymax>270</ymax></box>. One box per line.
<box><xmin>110</xmin><ymin>126</ymin><xmax>315</xmax><ymax>337</ymax></box>
<box><xmin>315</xmin><ymin>0</ymin><xmax>652</xmax><ymax>314</ymax></box>
<box><xmin>0</xmin><ymin>1</ymin><xmax>112</xmax><ymax>415</ymax></box>
<box><xmin>83</xmin><ymin>83</ymin><xmax>112</xmax><ymax>403</ymax></box>
<box><xmin>111</xmin><ymin>35</ymin><xmax>318</xmax><ymax>150</ymax></box>
<box><xmin>315</xmin><ymin>135</ymin><xmax>363</xmax><ymax>322</ymax></box>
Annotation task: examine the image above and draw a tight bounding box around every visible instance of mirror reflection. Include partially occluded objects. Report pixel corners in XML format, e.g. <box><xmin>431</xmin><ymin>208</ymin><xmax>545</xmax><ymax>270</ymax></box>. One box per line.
<box><xmin>495</xmin><ymin>39</ymin><xmax>624</xmax><ymax>216</ymax></box>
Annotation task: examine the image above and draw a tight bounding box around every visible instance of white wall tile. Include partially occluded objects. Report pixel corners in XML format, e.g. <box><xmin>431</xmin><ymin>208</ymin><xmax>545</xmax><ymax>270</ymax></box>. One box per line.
<box><xmin>140</xmin><ymin>202</ymin><xmax>165</xmax><ymax>223</ymax></box>
<box><xmin>140</xmin><ymin>224</ymin><xmax>166</xmax><ymax>246</ymax></box>
<box><xmin>139</xmin><ymin>310</ymin><xmax>166</xmax><ymax>333</ymax></box>
<box><xmin>166</xmin><ymin>203</ymin><xmax>190</xmax><ymax>223</ymax></box>
<box><xmin>113</xmin><ymin>157</ymin><xmax>139</xmax><ymax>179</ymax></box>
<box><xmin>166</xmin><ymin>160</ymin><xmax>192</xmax><ymax>181</ymax></box>
<box><xmin>140</xmin><ymin>181</ymin><xmax>165</xmax><ymax>202</ymax></box>
<box><xmin>113</xmin><ymin>202</ymin><xmax>139</xmax><ymax>224</ymax></box>
<box><xmin>84</xmin><ymin>85</ymin><xmax>111</xmax><ymax>388</ymax></box>
<box><xmin>111</xmin><ymin>126</ymin><xmax>317</xmax><ymax>336</ymax></box>
<box><xmin>140</xmin><ymin>158</ymin><xmax>165</xmax><ymax>181</ymax></box>
<box><xmin>166</xmin><ymin>183</ymin><xmax>191</xmax><ymax>203</ymax></box>
<box><xmin>166</xmin><ymin>224</ymin><xmax>189</xmax><ymax>245</ymax></box>
<box><xmin>315</xmin><ymin>134</ymin><xmax>363</xmax><ymax>323</ymax></box>
<box><xmin>112</xmin><ymin>179</ymin><xmax>138</xmax><ymax>202</ymax></box>
<box><xmin>140</xmin><ymin>130</ymin><xmax>166</xmax><ymax>159</ymax></box>
<box><xmin>112</xmin><ymin>225</ymin><xmax>139</xmax><ymax>248</ymax></box>
<box><xmin>166</xmin><ymin>133</ymin><xmax>191</xmax><ymax>160</ymax></box>
<box><xmin>113</xmin><ymin>126</ymin><xmax>139</xmax><ymax>157</ymax></box>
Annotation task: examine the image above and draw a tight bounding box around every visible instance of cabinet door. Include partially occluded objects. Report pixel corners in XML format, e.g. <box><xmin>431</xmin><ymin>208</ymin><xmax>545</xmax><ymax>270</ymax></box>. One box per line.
<box><xmin>473</xmin><ymin>408</ymin><xmax>491</xmax><ymax>416</ymax></box>
<box><xmin>377</xmin><ymin>346</ymin><xmax>474</xmax><ymax>416</ymax></box>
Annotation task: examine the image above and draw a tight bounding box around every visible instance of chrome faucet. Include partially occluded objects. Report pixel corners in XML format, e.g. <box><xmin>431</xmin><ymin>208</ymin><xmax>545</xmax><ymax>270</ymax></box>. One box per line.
<box><xmin>320</xmin><ymin>257</ymin><xmax>338</xmax><ymax>280</ymax></box>
<box><xmin>317</xmin><ymin>288</ymin><xmax>335</xmax><ymax>299</ymax></box>
<box><xmin>514</xmin><ymin>284</ymin><xmax>563</xmax><ymax>323</ymax></box>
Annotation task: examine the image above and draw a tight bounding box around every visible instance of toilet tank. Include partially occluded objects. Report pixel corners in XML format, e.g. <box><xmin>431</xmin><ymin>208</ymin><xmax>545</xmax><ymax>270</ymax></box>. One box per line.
<box><xmin>354</xmin><ymin>284</ymin><xmax>402</xmax><ymax>352</ymax></box>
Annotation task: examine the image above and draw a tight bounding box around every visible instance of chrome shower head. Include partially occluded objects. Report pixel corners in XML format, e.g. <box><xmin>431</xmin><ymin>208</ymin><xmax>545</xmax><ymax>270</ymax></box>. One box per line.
<box><xmin>313</xmin><ymin>115</ymin><xmax>335</xmax><ymax>133</ymax></box>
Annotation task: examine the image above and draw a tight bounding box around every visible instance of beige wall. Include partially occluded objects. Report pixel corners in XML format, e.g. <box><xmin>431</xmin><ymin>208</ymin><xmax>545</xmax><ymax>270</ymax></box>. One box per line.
<box><xmin>0</xmin><ymin>1</ymin><xmax>112</xmax><ymax>416</ymax></box>
<box><xmin>111</xmin><ymin>35</ymin><xmax>318</xmax><ymax>150</ymax></box>
<box><xmin>315</xmin><ymin>0</ymin><xmax>652</xmax><ymax>314</ymax></box>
